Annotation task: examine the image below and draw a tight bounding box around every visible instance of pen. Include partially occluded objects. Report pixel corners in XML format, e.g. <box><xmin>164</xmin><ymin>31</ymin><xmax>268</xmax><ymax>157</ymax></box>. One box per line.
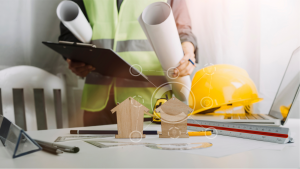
<box><xmin>70</xmin><ymin>130</ymin><xmax>212</xmax><ymax>136</ymax></box>
<box><xmin>35</xmin><ymin>139</ymin><xmax>80</xmax><ymax>153</ymax></box>
<box><xmin>70</xmin><ymin>130</ymin><xmax>157</xmax><ymax>135</ymax></box>
<box><xmin>188</xmin><ymin>131</ymin><xmax>212</xmax><ymax>136</ymax></box>
<box><xmin>188</xmin><ymin>59</ymin><xmax>195</xmax><ymax>65</ymax></box>
<box><xmin>38</xmin><ymin>143</ymin><xmax>63</xmax><ymax>155</ymax></box>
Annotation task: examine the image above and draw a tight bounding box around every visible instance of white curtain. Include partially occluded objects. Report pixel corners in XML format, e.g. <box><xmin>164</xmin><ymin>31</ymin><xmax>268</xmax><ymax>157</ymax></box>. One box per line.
<box><xmin>186</xmin><ymin>0</ymin><xmax>300</xmax><ymax>117</ymax></box>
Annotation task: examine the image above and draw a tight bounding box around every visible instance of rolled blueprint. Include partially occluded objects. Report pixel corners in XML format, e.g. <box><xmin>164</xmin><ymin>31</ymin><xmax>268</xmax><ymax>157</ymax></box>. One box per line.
<box><xmin>138</xmin><ymin>2</ymin><xmax>191</xmax><ymax>101</ymax></box>
<box><xmin>57</xmin><ymin>1</ymin><xmax>92</xmax><ymax>43</ymax></box>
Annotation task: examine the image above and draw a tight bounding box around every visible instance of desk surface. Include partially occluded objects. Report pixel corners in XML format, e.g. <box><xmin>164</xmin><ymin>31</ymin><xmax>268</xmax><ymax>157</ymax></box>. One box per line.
<box><xmin>1</xmin><ymin>119</ymin><xmax>299</xmax><ymax>168</ymax></box>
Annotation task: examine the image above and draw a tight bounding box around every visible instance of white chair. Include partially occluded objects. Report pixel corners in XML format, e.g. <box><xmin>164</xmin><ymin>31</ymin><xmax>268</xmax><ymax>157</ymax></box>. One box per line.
<box><xmin>0</xmin><ymin>66</ymin><xmax>68</xmax><ymax>131</ymax></box>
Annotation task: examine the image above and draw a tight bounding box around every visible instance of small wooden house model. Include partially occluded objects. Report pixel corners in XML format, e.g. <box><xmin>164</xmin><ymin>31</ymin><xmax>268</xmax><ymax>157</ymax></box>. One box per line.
<box><xmin>111</xmin><ymin>97</ymin><xmax>149</xmax><ymax>139</ymax></box>
<box><xmin>156</xmin><ymin>96</ymin><xmax>193</xmax><ymax>138</ymax></box>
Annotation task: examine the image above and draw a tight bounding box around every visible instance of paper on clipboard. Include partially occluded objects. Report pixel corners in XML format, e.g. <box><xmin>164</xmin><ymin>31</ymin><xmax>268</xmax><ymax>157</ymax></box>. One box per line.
<box><xmin>138</xmin><ymin>2</ymin><xmax>191</xmax><ymax>101</ymax></box>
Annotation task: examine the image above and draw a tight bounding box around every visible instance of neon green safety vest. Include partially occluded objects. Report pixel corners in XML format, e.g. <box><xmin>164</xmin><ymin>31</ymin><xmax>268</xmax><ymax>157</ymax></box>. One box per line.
<box><xmin>82</xmin><ymin>0</ymin><xmax>171</xmax><ymax>117</ymax></box>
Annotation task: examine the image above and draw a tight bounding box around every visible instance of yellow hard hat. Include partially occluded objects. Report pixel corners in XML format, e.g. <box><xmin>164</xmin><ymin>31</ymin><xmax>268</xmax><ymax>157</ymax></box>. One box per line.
<box><xmin>189</xmin><ymin>64</ymin><xmax>263</xmax><ymax>115</ymax></box>
<box><xmin>280</xmin><ymin>104</ymin><xmax>291</xmax><ymax>121</ymax></box>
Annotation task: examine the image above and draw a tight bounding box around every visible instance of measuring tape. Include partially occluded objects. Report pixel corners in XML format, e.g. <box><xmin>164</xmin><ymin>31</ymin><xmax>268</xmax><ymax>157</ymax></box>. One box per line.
<box><xmin>187</xmin><ymin>119</ymin><xmax>293</xmax><ymax>144</ymax></box>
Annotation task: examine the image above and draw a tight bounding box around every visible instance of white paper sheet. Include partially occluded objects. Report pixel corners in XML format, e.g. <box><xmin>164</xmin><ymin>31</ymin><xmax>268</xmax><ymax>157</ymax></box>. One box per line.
<box><xmin>81</xmin><ymin>124</ymin><xmax>290</xmax><ymax>158</ymax></box>
<box><xmin>92</xmin><ymin>134</ymin><xmax>286</xmax><ymax>158</ymax></box>
<box><xmin>138</xmin><ymin>2</ymin><xmax>191</xmax><ymax>101</ymax></box>
<box><xmin>259</xmin><ymin>143</ymin><xmax>294</xmax><ymax>151</ymax></box>
<box><xmin>57</xmin><ymin>1</ymin><xmax>92</xmax><ymax>43</ymax></box>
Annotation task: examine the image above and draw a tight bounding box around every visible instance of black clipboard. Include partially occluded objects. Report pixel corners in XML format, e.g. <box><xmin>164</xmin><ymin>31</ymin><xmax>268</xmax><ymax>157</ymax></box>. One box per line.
<box><xmin>42</xmin><ymin>41</ymin><xmax>148</xmax><ymax>81</ymax></box>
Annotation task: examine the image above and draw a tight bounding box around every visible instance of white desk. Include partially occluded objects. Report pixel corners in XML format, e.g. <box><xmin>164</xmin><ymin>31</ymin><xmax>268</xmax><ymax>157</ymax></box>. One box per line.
<box><xmin>1</xmin><ymin>119</ymin><xmax>299</xmax><ymax>168</ymax></box>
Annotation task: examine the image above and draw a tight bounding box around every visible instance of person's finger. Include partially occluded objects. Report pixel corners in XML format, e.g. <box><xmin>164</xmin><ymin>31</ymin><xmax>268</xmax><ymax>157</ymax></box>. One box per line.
<box><xmin>178</xmin><ymin>64</ymin><xmax>191</xmax><ymax>77</ymax></box>
<box><xmin>179</xmin><ymin>56</ymin><xmax>188</xmax><ymax>65</ymax></box>
<box><xmin>85</xmin><ymin>65</ymin><xmax>95</xmax><ymax>71</ymax></box>
<box><xmin>69</xmin><ymin>61</ymin><xmax>85</xmax><ymax>68</ymax></box>
<box><xmin>176</xmin><ymin>60</ymin><xmax>189</xmax><ymax>73</ymax></box>
<box><xmin>182</xmin><ymin>62</ymin><xmax>195</xmax><ymax>76</ymax></box>
<box><xmin>68</xmin><ymin>59</ymin><xmax>72</xmax><ymax>69</ymax></box>
<box><xmin>180</xmin><ymin>53</ymin><xmax>191</xmax><ymax>64</ymax></box>
<box><xmin>189</xmin><ymin>57</ymin><xmax>196</xmax><ymax>66</ymax></box>
<box><xmin>173</xmin><ymin>71</ymin><xmax>179</xmax><ymax>78</ymax></box>
<box><xmin>174</xmin><ymin>59</ymin><xmax>190</xmax><ymax>77</ymax></box>
<box><xmin>74</xmin><ymin>66</ymin><xmax>91</xmax><ymax>74</ymax></box>
<box><xmin>178</xmin><ymin>61</ymin><xmax>196</xmax><ymax>77</ymax></box>
<box><xmin>79</xmin><ymin>69</ymin><xmax>91</xmax><ymax>78</ymax></box>
<box><xmin>87</xmin><ymin>65</ymin><xmax>95</xmax><ymax>70</ymax></box>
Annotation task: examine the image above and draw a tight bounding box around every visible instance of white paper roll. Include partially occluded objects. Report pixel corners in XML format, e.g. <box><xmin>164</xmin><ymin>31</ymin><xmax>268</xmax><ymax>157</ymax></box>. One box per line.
<box><xmin>57</xmin><ymin>1</ymin><xmax>92</xmax><ymax>43</ymax></box>
<box><xmin>138</xmin><ymin>2</ymin><xmax>191</xmax><ymax>101</ymax></box>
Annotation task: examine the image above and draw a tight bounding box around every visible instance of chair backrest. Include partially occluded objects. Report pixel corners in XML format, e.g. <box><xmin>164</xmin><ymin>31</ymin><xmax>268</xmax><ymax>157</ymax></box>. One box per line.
<box><xmin>0</xmin><ymin>66</ymin><xmax>68</xmax><ymax>131</ymax></box>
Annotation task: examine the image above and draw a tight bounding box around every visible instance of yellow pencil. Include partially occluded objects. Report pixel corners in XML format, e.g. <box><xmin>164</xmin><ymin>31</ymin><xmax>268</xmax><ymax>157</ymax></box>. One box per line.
<box><xmin>188</xmin><ymin>131</ymin><xmax>212</xmax><ymax>136</ymax></box>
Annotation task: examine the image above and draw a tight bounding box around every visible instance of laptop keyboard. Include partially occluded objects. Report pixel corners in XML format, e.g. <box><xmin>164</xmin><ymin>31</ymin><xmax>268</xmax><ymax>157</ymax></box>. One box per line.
<box><xmin>224</xmin><ymin>114</ymin><xmax>268</xmax><ymax>120</ymax></box>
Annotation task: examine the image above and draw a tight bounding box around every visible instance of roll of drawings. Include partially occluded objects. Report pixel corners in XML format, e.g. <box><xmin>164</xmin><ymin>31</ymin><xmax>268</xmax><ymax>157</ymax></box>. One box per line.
<box><xmin>138</xmin><ymin>2</ymin><xmax>191</xmax><ymax>101</ymax></box>
<box><xmin>57</xmin><ymin>1</ymin><xmax>92</xmax><ymax>43</ymax></box>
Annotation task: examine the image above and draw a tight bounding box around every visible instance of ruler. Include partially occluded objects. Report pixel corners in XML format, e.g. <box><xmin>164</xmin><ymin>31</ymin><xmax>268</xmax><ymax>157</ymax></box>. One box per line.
<box><xmin>187</xmin><ymin>119</ymin><xmax>293</xmax><ymax>144</ymax></box>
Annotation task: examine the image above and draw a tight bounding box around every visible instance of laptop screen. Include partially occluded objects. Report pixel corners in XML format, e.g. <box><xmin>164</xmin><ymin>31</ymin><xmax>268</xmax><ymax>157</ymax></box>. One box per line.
<box><xmin>269</xmin><ymin>47</ymin><xmax>300</xmax><ymax>125</ymax></box>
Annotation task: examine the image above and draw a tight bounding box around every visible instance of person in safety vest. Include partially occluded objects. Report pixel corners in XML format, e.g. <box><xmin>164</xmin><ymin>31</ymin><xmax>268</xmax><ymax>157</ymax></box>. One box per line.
<box><xmin>59</xmin><ymin>0</ymin><xmax>198</xmax><ymax>126</ymax></box>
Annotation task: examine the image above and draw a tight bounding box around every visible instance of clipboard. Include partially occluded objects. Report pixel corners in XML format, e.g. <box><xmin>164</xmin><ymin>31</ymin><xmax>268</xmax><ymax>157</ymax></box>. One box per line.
<box><xmin>42</xmin><ymin>41</ymin><xmax>148</xmax><ymax>81</ymax></box>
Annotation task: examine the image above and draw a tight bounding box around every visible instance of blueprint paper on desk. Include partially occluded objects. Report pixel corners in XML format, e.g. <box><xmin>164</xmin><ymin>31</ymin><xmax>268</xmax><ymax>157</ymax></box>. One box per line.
<box><xmin>153</xmin><ymin>135</ymin><xmax>285</xmax><ymax>158</ymax></box>
<box><xmin>173</xmin><ymin>136</ymin><xmax>282</xmax><ymax>157</ymax></box>
<box><xmin>89</xmin><ymin>134</ymin><xmax>287</xmax><ymax>158</ymax></box>
<box><xmin>259</xmin><ymin>143</ymin><xmax>294</xmax><ymax>151</ymax></box>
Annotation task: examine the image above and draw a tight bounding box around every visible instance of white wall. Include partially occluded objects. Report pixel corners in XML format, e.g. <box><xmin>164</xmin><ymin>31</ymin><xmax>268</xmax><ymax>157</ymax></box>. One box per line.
<box><xmin>0</xmin><ymin>0</ymin><xmax>299</xmax><ymax>120</ymax></box>
<box><xmin>186</xmin><ymin>0</ymin><xmax>300</xmax><ymax>118</ymax></box>
<box><xmin>259</xmin><ymin>0</ymin><xmax>300</xmax><ymax>118</ymax></box>
<box><xmin>0</xmin><ymin>0</ymin><xmax>82</xmax><ymax>127</ymax></box>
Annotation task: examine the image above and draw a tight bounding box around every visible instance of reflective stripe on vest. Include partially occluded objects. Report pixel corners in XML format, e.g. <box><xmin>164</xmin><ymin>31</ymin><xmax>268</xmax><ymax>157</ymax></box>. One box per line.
<box><xmin>115</xmin><ymin>76</ymin><xmax>168</xmax><ymax>88</ymax></box>
<box><xmin>85</xmin><ymin>75</ymin><xmax>168</xmax><ymax>88</ymax></box>
<box><xmin>91</xmin><ymin>39</ymin><xmax>114</xmax><ymax>49</ymax></box>
<box><xmin>116</xmin><ymin>40</ymin><xmax>153</xmax><ymax>52</ymax></box>
<box><xmin>82</xmin><ymin>0</ymin><xmax>168</xmax><ymax>114</ymax></box>
<box><xmin>92</xmin><ymin>39</ymin><xmax>153</xmax><ymax>52</ymax></box>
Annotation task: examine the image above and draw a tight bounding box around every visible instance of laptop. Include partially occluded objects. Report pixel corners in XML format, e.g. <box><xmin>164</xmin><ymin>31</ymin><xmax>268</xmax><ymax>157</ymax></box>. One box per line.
<box><xmin>190</xmin><ymin>46</ymin><xmax>300</xmax><ymax>126</ymax></box>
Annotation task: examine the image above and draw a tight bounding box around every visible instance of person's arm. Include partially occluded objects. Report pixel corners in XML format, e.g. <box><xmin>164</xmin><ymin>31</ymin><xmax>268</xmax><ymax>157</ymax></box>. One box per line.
<box><xmin>169</xmin><ymin>0</ymin><xmax>198</xmax><ymax>77</ymax></box>
<box><xmin>59</xmin><ymin>0</ymin><xmax>94</xmax><ymax>78</ymax></box>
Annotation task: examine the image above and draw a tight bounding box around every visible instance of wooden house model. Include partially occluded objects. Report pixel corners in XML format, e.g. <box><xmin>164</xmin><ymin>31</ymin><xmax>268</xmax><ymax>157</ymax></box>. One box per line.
<box><xmin>156</xmin><ymin>96</ymin><xmax>193</xmax><ymax>138</ymax></box>
<box><xmin>111</xmin><ymin>97</ymin><xmax>149</xmax><ymax>139</ymax></box>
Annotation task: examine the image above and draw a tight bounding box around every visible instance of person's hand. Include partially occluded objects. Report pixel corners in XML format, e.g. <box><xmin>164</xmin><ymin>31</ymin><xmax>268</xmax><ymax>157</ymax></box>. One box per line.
<box><xmin>174</xmin><ymin>42</ymin><xmax>196</xmax><ymax>77</ymax></box>
<box><xmin>67</xmin><ymin>59</ymin><xmax>95</xmax><ymax>78</ymax></box>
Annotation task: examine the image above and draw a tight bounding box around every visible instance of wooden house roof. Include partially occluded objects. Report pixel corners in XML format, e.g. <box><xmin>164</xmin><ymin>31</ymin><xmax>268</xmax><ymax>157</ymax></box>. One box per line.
<box><xmin>156</xmin><ymin>97</ymin><xmax>193</xmax><ymax>122</ymax></box>
<box><xmin>111</xmin><ymin>97</ymin><xmax>149</xmax><ymax>114</ymax></box>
